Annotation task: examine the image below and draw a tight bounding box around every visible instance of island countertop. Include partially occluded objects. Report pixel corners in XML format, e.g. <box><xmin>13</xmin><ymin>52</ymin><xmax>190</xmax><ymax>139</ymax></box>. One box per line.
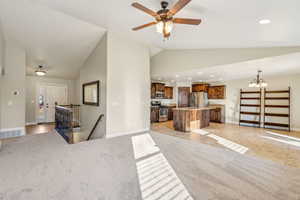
<box><xmin>173</xmin><ymin>107</ymin><xmax>211</xmax><ymax>132</ymax></box>
<box><xmin>172</xmin><ymin>107</ymin><xmax>213</xmax><ymax>111</ymax></box>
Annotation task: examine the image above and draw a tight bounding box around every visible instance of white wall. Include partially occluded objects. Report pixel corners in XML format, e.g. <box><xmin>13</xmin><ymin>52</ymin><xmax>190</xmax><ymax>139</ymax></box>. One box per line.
<box><xmin>106</xmin><ymin>32</ymin><xmax>150</xmax><ymax>137</ymax></box>
<box><xmin>211</xmin><ymin>74</ymin><xmax>300</xmax><ymax>131</ymax></box>
<box><xmin>0</xmin><ymin>41</ymin><xmax>26</xmax><ymax>130</ymax></box>
<box><xmin>25</xmin><ymin>76</ymin><xmax>77</xmax><ymax>124</ymax></box>
<box><xmin>78</xmin><ymin>34</ymin><xmax>107</xmax><ymax>139</ymax></box>
<box><xmin>151</xmin><ymin>47</ymin><xmax>300</xmax><ymax>77</ymax></box>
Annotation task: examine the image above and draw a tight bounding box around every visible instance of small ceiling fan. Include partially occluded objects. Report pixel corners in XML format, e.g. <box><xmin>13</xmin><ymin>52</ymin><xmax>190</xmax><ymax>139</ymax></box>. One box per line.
<box><xmin>35</xmin><ymin>65</ymin><xmax>47</xmax><ymax>76</ymax></box>
<box><xmin>132</xmin><ymin>0</ymin><xmax>202</xmax><ymax>39</ymax></box>
<box><xmin>28</xmin><ymin>64</ymin><xmax>50</xmax><ymax>76</ymax></box>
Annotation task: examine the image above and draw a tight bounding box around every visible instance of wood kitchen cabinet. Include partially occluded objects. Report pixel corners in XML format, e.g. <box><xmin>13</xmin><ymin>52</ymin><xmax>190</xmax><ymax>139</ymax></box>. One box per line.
<box><xmin>151</xmin><ymin>107</ymin><xmax>159</xmax><ymax>123</ymax></box>
<box><xmin>151</xmin><ymin>83</ymin><xmax>156</xmax><ymax>99</ymax></box>
<box><xmin>167</xmin><ymin>106</ymin><xmax>176</xmax><ymax>120</ymax></box>
<box><xmin>192</xmin><ymin>83</ymin><xmax>209</xmax><ymax>92</ymax></box>
<box><xmin>164</xmin><ymin>87</ymin><xmax>173</xmax><ymax>99</ymax></box>
<box><xmin>178</xmin><ymin>87</ymin><xmax>190</xmax><ymax>107</ymax></box>
<box><xmin>208</xmin><ymin>85</ymin><xmax>226</xmax><ymax>99</ymax></box>
<box><xmin>209</xmin><ymin>104</ymin><xmax>225</xmax><ymax>123</ymax></box>
<box><xmin>210</xmin><ymin>108</ymin><xmax>222</xmax><ymax>123</ymax></box>
<box><xmin>151</xmin><ymin>83</ymin><xmax>165</xmax><ymax>99</ymax></box>
<box><xmin>155</xmin><ymin>83</ymin><xmax>165</xmax><ymax>93</ymax></box>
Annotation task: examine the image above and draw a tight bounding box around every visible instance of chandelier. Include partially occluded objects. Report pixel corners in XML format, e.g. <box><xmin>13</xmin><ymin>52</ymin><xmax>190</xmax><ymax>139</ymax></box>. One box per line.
<box><xmin>248</xmin><ymin>70</ymin><xmax>267</xmax><ymax>88</ymax></box>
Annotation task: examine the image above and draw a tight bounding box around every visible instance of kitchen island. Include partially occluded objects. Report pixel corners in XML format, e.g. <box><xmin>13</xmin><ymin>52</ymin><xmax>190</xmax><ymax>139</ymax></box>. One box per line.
<box><xmin>173</xmin><ymin>107</ymin><xmax>212</xmax><ymax>132</ymax></box>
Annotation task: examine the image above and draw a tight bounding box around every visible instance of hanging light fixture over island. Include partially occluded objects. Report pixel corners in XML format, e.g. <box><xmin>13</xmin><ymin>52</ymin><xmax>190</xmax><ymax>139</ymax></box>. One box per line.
<box><xmin>249</xmin><ymin>70</ymin><xmax>267</xmax><ymax>88</ymax></box>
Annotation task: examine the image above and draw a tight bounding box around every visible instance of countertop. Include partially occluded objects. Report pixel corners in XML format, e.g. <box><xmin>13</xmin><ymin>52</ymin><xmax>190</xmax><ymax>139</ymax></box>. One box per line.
<box><xmin>173</xmin><ymin>107</ymin><xmax>213</xmax><ymax>111</ymax></box>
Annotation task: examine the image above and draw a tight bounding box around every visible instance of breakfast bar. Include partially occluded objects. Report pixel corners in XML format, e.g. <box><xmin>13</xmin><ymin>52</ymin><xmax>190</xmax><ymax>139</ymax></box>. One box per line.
<box><xmin>173</xmin><ymin>107</ymin><xmax>212</xmax><ymax>132</ymax></box>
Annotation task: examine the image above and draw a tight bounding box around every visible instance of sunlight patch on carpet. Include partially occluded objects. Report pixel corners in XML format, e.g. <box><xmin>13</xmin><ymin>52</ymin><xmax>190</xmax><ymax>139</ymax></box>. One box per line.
<box><xmin>132</xmin><ymin>134</ymin><xmax>194</xmax><ymax>200</ymax></box>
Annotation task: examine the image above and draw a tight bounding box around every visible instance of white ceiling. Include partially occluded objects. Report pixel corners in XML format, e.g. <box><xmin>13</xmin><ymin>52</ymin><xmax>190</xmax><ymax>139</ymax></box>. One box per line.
<box><xmin>0</xmin><ymin>0</ymin><xmax>106</xmax><ymax>79</ymax></box>
<box><xmin>151</xmin><ymin>53</ymin><xmax>300</xmax><ymax>83</ymax></box>
<box><xmin>34</xmin><ymin>0</ymin><xmax>300</xmax><ymax>49</ymax></box>
<box><xmin>1</xmin><ymin>0</ymin><xmax>300</xmax><ymax>79</ymax></box>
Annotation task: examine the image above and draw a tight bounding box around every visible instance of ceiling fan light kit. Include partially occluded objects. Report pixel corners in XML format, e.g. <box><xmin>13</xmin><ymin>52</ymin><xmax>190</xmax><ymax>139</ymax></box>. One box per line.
<box><xmin>132</xmin><ymin>0</ymin><xmax>201</xmax><ymax>39</ymax></box>
<box><xmin>35</xmin><ymin>65</ymin><xmax>47</xmax><ymax>76</ymax></box>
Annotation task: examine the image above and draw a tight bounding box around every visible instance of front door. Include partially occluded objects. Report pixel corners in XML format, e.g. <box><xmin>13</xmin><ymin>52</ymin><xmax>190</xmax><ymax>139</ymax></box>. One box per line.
<box><xmin>38</xmin><ymin>85</ymin><xmax>68</xmax><ymax>123</ymax></box>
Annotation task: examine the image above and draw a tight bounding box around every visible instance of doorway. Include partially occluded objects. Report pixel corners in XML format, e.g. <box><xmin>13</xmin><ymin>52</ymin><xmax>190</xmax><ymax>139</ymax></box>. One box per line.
<box><xmin>37</xmin><ymin>84</ymin><xmax>68</xmax><ymax>123</ymax></box>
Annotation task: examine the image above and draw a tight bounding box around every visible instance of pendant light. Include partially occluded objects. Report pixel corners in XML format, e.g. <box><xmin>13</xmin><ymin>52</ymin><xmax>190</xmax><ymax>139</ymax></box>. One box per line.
<box><xmin>248</xmin><ymin>70</ymin><xmax>267</xmax><ymax>88</ymax></box>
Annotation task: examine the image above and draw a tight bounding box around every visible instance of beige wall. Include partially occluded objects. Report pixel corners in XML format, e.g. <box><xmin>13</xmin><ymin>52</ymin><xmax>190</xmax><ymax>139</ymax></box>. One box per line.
<box><xmin>77</xmin><ymin>32</ymin><xmax>151</xmax><ymax>139</ymax></box>
<box><xmin>209</xmin><ymin>74</ymin><xmax>300</xmax><ymax>131</ymax></box>
<box><xmin>151</xmin><ymin>47</ymin><xmax>300</xmax><ymax>77</ymax></box>
<box><xmin>0</xmin><ymin>22</ymin><xmax>4</xmax><ymax>74</ymax></box>
<box><xmin>78</xmin><ymin>34</ymin><xmax>107</xmax><ymax>139</ymax></box>
<box><xmin>0</xmin><ymin>41</ymin><xmax>26</xmax><ymax>130</ymax></box>
<box><xmin>25</xmin><ymin>76</ymin><xmax>77</xmax><ymax>124</ymax></box>
<box><xmin>0</xmin><ymin>22</ymin><xmax>4</xmax><ymax>130</ymax></box>
<box><xmin>106</xmin><ymin>32</ymin><xmax>150</xmax><ymax>137</ymax></box>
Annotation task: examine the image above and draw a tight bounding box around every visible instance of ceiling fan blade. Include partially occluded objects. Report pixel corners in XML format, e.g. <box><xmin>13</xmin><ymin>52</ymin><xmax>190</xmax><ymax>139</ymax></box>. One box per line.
<box><xmin>173</xmin><ymin>18</ymin><xmax>202</xmax><ymax>25</ymax></box>
<box><xmin>169</xmin><ymin>0</ymin><xmax>191</xmax><ymax>16</ymax></box>
<box><xmin>132</xmin><ymin>22</ymin><xmax>157</xmax><ymax>31</ymax></box>
<box><xmin>132</xmin><ymin>2</ymin><xmax>159</xmax><ymax>18</ymax></box>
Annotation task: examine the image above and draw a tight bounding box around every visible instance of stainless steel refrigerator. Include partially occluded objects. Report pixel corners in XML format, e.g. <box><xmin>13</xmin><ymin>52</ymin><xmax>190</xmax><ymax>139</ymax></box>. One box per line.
<box><xmin>190</xmin><ymin>92</ymin><xmax>208</xmax><ymax>107</ymax></box>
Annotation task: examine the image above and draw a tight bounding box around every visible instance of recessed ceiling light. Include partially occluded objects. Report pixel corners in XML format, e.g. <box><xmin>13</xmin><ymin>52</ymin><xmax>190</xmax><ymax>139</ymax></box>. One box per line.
<box><xmin>171</xmin><ymin>80</ymin><xmax>175</xmax><ymax>82</ymax></box>
<box><xmin>175</xmin><ymin>74</ymin><xmax>179</xmax><ymax>78</ymax></box>
<box><xmin>259</xmin><ymin>19</ymin><xmax>271</xmax><ymax>25</ymax></box>
<box><xmin>197</xmin><ymin>72</ymin><xmax>203</xmax><ymax>75</ymax></box>
<box><xmin>210</xmin><ymin>75</ymin><xmax>215</xmax><ymax>78</ymax></box>
<box><xmin>188</xmin><ymin>77</ymin><xmax>192</xmax><ymax>80</ymax></box>
<box><xmin>158</xmin><ymin>77</ymin><xmax>162</xmax><ymax>80</ymax></box>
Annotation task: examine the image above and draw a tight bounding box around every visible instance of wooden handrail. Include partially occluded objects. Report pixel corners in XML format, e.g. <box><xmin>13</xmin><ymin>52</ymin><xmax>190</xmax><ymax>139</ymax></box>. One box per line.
<box><xmin>87</xmin><ymin>114</ymin><xmax>104</xmax><ymax>141</ymax></box>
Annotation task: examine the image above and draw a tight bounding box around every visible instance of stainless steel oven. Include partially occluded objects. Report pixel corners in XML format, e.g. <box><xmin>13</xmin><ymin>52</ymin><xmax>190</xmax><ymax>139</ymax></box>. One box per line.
<box><xmin>159</xmin><ymin>107</ymin><xmax>168</xmax><ymax>122</ymax></box>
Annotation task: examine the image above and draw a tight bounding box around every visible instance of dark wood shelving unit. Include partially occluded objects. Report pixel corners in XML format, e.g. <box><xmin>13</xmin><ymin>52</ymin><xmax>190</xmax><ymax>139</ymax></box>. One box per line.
<box><xmin>240</xmin><ymin>104</ymin><xmax>260</xmax><ymax>107</ymax></box>
<box><xmin>263</xmin><ymin>87</ymin><xmax>291</xmax><ymax>131</ymax></box>
<box><xmin>240</xmin><ymin>111</ymin><xmax>260</xmax><ymax>115</ymax></box>
<box><xmin>265</xmin><ymin>105</ymin><xmax>290</xmax><ymax>108</ymax></box>
<box><xmin>241</xmin><ymin>97</ymin><xmax>261</xmax><ymax>100</ymax></box>
<box><xmin>239</xmin><ymin>89</ymin><xmax>262</xmax><ymax>128</ymax></box>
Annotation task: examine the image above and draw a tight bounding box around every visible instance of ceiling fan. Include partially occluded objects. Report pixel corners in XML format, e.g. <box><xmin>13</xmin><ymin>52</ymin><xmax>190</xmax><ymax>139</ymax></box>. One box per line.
<box><xmin>132</xmin><ymin>0</ymin><xmax>202</xmax><ymax>39</ymax></box>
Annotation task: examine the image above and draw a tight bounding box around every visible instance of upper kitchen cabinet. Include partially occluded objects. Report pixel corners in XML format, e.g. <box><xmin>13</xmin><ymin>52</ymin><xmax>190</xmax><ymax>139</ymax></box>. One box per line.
<box><xmin>164</xmin><ymin>87</ymin><xmax>173</xmax><ymax>99</ymax></box>
<box><xmin>151</xmin><ymin>83</ymin><xmax>165</xmax><ymax>99</ymax></box>
<box><xmin>151</xmin><ymin>83</ymin><xmax>156</xmax><ymax>98</ymax></box>
<box><xmin>192</xmin><ymin>83</ymin><xmax>209</xmax><ymax>92</ymax></box>
<box><xmin>208</xmin><ymin>85</ymin><xmax>226</xmax><ymax>99</ymax></box>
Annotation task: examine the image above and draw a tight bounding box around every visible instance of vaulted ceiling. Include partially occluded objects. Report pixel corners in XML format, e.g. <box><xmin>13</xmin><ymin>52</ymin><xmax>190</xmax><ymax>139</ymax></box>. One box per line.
<box><xmin>0</xmin><ymin>0</ymin><xmax>300</xmax><ymax>79</ymax></box>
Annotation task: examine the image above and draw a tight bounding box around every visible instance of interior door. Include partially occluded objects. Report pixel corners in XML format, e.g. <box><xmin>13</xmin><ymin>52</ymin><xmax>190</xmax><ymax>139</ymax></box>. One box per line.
<box><xmin>45</xmin><ymin>85</ymin><xmax>68</xmax><ymax>123</ymax></box>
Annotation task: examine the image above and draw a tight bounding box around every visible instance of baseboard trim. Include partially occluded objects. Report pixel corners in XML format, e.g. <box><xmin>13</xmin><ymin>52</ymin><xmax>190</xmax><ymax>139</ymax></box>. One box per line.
<box><xmin>291</xmin><ymin>128</ymin><xmax>300</xmax><ymax>132</ymax></box>
<box><xmin>106</xmin><ymin>128</ymin><xmax>149</xmax><ymax>139</ymax></box>
<box><xmin>225</xmin><ymin>122</ymin><xmax>300</xmax><ymax>132</ymax></box>
<box><xmin>26</xmin><ymin>122</ymin><xmax>38</xmax><ymax>126</ymax></box>
<box><xmin>0</xmin><ymin>127</ymin><xmax>26</xmax><ymax>138</ymax></box>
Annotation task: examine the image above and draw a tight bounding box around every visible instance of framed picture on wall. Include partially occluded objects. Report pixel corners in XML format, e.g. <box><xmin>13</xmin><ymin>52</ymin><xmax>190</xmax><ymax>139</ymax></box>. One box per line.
<box><xmin>82</xmin><ymin>81</ymin><xmax>99</xmax><ymax>106</ymax></box>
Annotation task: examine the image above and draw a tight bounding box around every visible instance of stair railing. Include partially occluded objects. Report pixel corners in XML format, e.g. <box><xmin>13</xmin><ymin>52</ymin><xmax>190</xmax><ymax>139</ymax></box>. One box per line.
<box><xmin>87</xmin><ymin>114</ymin><xmax>104</xmax><ymax>141</ymax></box>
